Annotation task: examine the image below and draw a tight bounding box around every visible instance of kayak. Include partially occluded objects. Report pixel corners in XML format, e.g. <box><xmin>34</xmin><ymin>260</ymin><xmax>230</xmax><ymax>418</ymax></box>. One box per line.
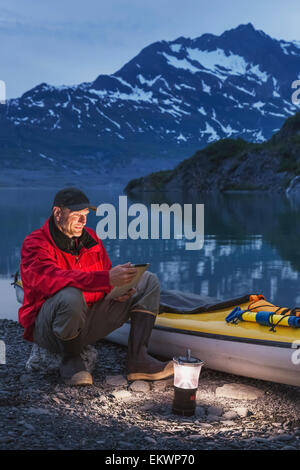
<box><xmin>14</xmin><ymin>280</ymin><xmax>300</xmax><ymax>387</ymax></box>
<box><xmin>107</xmin><ymin>299</ymin><xmax>300</xmax><ymax>387</ymax></box>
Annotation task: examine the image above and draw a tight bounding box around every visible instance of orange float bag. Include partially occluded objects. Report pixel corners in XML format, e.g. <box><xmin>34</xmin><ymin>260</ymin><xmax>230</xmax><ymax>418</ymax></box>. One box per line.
<box><xmin>248</xmin><ymin>295</ymin><xmax>300</xmax><ymax>317</ymax></box>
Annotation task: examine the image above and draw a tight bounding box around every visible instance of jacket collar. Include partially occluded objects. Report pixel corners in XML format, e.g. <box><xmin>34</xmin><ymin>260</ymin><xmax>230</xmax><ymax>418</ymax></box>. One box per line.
<box><xmin>48</xmin><ymin>214</ymin><xmax>97</xmax><ymax>255</ymax></box>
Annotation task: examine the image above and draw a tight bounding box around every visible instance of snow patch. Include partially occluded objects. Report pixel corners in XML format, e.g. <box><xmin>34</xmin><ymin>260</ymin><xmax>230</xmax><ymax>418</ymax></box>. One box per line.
<box><xmin>200</xmin><ymin>122</ymin><xmax>219</xmax><ymax>142</ymax></box>
<box><xmin>170</xmin><ymin>44</ymin><xmax>182</xmax><ymax>53</ymax></box>
<box><xmin>171</xmin><ymin>105</ymin><xmax>191</xmax><ymax>116</ymax></box>
<box><xmin>292</xmin><ymin>40</ymin><xmax>300</xmax><ymax>50</ymax></box>
<box><xmin>267</xmin><ymin>111</ymin><xmax>286</xmax><ymax>117</ymax></box>
<box><xmin>253</xmin><ymin>101</ymin><xmax>265</xmax><ymax>112</ymax></box>
<box><xmin>96</xmin><ymin>107</ymin><xmax>121</xmax><ymax>128</ymax></box>
<box><xmin>40</xmin><ymin>153</ymin><xmax>54</xmax><ymax>162</ymax></box>
<box><xmin>126</xmin><ymin>122</ymin><xmax>135</xmax><ymax>132</ymax></box>
<box><xmin>211</xmin><ymin>114</ymin><xmax>238</xmax><ymax>136</ymax></box>
<box><xmin>234</xmin><ymin>85</ymin><xmax>256</xmax><ymax>96</ymax></box>
<box><xmin>89</xmin><ymin>86</ymin><xmax>154</xmax><ymax>104</ymax></box>
<box><xmin>280</xmin><ymin>41</ymin><xmax>291</xmax><ymax>55</ymax></box>
<box><xmin>113</xmin><ymin>76</ymin><xmax>133</xmax><ymax>89</ymax></box>
<box><xmin>137</xmin><ymin>74</ymin><xmax>161</xmax><ymax>87</ymax></box>
<box><xmin>33</xmin><ymin>101</ymin><xmax>45</xmax><ymax>108</ymax></box>
<box><xmin>179</xmin><ymin>83</ymin><xmax>196</xmax><ymax>90</ymax></box>
<box><xmin>202</xmin><ymin>80</ymin><xmax>211</xmax><ymax>94</ymax></box>
<box><xmin>160</xmin><ymin>52</ymin><xmax>201</xmax><ymax>74</ymax></box>
<box><xmin>72</xmin><ymin>105</ymin><xmax>81</xmax><ymax>114</ymax></box>
<box><xmin>253</xmin><ymin>130</ymin><xmax>265</xmax><ymax>142</ymax></box>
<box><xmin>158</xmin><ymin>106</ymin><xmax>182</xmax><ymax>118</ymax></box>
<box><xmin>186</xmin><ymin>47</ymin><xmax>268</xmax><ymax>82</ymax></box>
<box><xmin>198</xmin><ymin>106</ymin><xmax>207</xmax><ymax>115</ymax></box>
<box><xmin>176</xmin><ymin>133</ymin><xmax>187</xmax><ymax>142</ymax></box>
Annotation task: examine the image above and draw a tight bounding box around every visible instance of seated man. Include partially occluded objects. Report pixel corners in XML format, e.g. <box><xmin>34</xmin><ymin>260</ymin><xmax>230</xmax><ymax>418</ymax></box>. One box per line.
<box><xmin>19</xmin><ymin>187</ymin><xmax>173</xmax><ymax>386</ymax></box>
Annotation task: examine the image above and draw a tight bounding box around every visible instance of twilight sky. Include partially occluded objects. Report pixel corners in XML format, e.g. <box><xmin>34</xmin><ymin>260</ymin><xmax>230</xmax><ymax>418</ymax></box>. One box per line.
<box><xmin>1</xmin><ymin>0</ymin><xmax>300</xmax><ymax>99</ymax></box>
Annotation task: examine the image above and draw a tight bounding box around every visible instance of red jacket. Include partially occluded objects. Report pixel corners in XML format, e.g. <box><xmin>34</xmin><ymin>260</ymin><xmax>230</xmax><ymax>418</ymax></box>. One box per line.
<box><xmin>19</xmin><ymin>217</ymin><xmax>113</xmax><ymax>342</ymax></box>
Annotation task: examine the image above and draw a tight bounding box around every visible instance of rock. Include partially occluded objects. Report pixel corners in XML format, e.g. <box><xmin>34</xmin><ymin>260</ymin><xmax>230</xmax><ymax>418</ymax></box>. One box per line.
<box><xmin>222</xmin><ymin>411</ymin><xmax>239</xmax><ymax>420</ymax></box>
<box><xmin>207</xmin><ymin>406</ymin><xmax>223</xmax><ymax>416</ymax></box>
<box><xmin>144</xmin><ymin>437</ymin><xmax>157</xmax><ymax>444</ymax></box>
<box><xmin>19</xmin><ymin>373</ymin><xmax>34</xmax><ymax>384</ymax></box>
<box><xmin>252</xmin><ymin>437</ymin><xmax>270</xmax><ymax>443</ymax></box>
<box><xmin>271</xmin><ymin>434</ymin><xmax>293</xmax><ymax>441</ymax></box>
<box><xmin>118</xmin><ymin>441</ymin><xmax>135</xmax><ymax>448</ymax></box>
<box><xmin>185</xmin><ymin>434</ymin><xmax>202</xmax><ymax>440</ymax></box>
<box><xmin>52</xmin><ymin>397</ymin><xmax>61</xmax><ymax>404</ymax></box>
<box><xmin>0</xmin><ymin>436</ymin><xmax>14</xmax><ymax>443</ymax></box>
<box><xmin>206</xmin><ymin>415</ymin><xmax>221</xmax><ymax>422</ymax></box>
<box><xmin>200</xmin><ymin>423</ymin><xmax>213</xmax><ymax>429</ymax></box>
<box><xmin>129</xmin><ymin>381</ymin><xmax>151</xmax><ymax>393</ymax></box>
<box><xmin>0</xmin><ymin>391</ymin><xmax>10</xmax><ymax>401</ymax></box>
<box><xmin>25</xmin><ymin>343</ymin><xmax>98</xmax><ymax>373</ymax></box>
<box><xmin>23</xmin><ymin>423</ymin><xmax>36</xmax><ymax>431</ymax></box>
<box><xmin>234</xmin><ymin>407</ymin><xmax>250</xmax><ymax>418</ymax></box>
<box><xmin>140</xmin><ymin>403</ymin><xmax>153</xmax><ymax>411</ymax></box>
<box><xmin>220</xmin><ymin>420</ymin><xmax>237</xmax><ymax>426</ymax></box>
<box><xmin>105</xmin><ymin>375</ymin><xmax>127</xmax><ymax>387</ymax></box>
<box><xmin>152</xmin><ymin>379</ymin><xmax>173</xmax><ymax>391</ymax></box>
<box><xmin>215</xmin><ymin>383</ymin><xmax>264</xmax><ymax>400</ymax></box>
<box><xmin>111</xmin><ymin>390</ymin><xmax>133</xmax><ymax>402</ymax></box>
<box><xmin>195</xmin><ymin>406</ymin><xmax>206</xmax><ymax>418</ymax></box>
<box><xmin>25</xmin><ymin>407</ymin><xmax>52</xmax><ymax>415</ymax></box>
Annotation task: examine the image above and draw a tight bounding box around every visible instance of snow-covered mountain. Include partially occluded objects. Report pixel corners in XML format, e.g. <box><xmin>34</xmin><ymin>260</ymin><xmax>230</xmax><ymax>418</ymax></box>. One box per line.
<box><xmin>1</xmin><ymin>22</ymin><xmax>300</xmax><ymax>181</ymax></box>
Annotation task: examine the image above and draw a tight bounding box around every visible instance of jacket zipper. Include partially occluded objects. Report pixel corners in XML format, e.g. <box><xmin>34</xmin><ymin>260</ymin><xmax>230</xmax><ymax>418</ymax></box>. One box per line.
<box><xmin>75</xmin><ymin>254</ymin><xmax>81</xmax><ymax>268</ymax></box>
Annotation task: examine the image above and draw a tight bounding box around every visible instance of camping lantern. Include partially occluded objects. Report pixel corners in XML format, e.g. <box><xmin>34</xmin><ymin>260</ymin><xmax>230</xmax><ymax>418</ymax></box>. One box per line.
<box><xmin>172</xmin><ymin>349</ymin><xmax>204</xmax><ymax>416</ymax></box>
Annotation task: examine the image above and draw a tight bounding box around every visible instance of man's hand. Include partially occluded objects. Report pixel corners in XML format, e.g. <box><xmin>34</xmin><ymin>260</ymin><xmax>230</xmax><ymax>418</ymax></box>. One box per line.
<box><xmin>113</xmin><ymin>287</ymin><xmax>137</xmax><ymax>303</ymax></box>
<box><xmin>109</xmin><ymin>262</ymin><xmax>137</xmax><ymax>287</ymax></box>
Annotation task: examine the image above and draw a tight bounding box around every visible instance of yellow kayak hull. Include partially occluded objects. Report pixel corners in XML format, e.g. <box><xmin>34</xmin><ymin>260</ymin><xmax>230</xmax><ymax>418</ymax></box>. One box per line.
<box><xmin>107</xmin><ymin>301</ymin><xmax>300</xmax><ymax>387</ymax></box>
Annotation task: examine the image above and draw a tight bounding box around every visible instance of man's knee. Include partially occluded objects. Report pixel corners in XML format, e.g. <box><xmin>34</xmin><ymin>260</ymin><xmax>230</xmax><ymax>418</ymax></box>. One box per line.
<box><xmin>52</xmin><ymin>287</ymin><xmax>87</xmax><ymax>340</ymax></box>
<box><xmin>132</xmin><ymin>271</ymin><xmax>160</xmax><ymax>315</ymax></box>
<box><xmin>56</xmin><ymin>287</ymin><xmax>85</xmax><ymax>310</ymax></box>
<box><xmin>143</xmin><ymin>271</ymin><xmax>160</xmax><ymax>289</ymax></box>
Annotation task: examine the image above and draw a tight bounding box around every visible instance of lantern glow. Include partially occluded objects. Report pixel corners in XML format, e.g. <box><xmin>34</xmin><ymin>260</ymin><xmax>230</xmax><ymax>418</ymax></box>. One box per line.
<box><xmin>174</xmin><ymin>361</ymin><xmax>202</xmax><ymax>389</ymax></box>
<box><xmin>172</xmin><ymin>349</ymin><xmax>204</xmax><ymax>416</ymax></box>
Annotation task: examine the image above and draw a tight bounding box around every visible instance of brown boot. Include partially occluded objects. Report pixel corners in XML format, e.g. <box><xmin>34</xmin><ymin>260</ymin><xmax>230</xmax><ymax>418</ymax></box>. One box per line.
<box><xmin>127</xmin><ymin>311</ymin><xmax>174</xmax><ymax>381</ymax></box>
<box><xmin>58</xmin><ymin>334</ymin><xmax>93</xmax><ymax>386</ymax></box>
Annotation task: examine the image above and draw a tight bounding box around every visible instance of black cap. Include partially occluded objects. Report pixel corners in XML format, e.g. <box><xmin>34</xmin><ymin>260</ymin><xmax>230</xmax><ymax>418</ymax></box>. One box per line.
<box><xmin>52</xmin><ymin>187</ymin><xmax>96</xmax><ymax>212</ymax></box>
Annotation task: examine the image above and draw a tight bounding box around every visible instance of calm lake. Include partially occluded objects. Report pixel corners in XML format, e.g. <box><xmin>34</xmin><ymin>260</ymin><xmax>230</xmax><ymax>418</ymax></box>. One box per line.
<box><xmin>1</xmin><ymin>185</ymin><xmax>300</xmax><ymax>321</ymax></box>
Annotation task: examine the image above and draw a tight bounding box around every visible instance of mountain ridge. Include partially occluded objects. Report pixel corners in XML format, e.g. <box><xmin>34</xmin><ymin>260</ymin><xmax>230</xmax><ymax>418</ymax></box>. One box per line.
<box><xmin>1</xmin><ymin>22</ymin><xmax>300</xmax><ymax>185</ymax></box>
<box><xmin>124</xmin><ymin>111</ymin><xmax>300</xmax><ymax>194</ymax></box>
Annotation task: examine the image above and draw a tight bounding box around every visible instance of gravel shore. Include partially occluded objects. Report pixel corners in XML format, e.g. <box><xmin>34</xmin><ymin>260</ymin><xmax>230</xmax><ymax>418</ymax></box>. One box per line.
<box><xmin>0</xmin><ymin>318</ymin><xmax>300</xmax><ymax>451</ymax></box>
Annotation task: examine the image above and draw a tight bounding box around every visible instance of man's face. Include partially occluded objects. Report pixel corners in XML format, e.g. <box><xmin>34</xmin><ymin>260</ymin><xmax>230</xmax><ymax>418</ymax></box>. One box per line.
<box><xmin>53</xmin><ymin>207</ymin><xmax>89</xmax><ymax>238</ymax></box>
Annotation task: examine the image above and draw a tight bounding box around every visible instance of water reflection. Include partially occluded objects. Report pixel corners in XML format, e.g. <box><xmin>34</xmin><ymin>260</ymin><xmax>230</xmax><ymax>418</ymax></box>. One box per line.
<box><xmin>1</xmin><ymin>187</ymin><xmax>300</xmax><ymax>310</ymax></box>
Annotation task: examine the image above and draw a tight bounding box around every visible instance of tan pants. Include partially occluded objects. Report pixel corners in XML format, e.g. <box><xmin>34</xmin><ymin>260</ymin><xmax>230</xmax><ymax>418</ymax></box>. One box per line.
<box><xmin>33</xmin><ymin>271</ymin><xmax>160</xmax><ymax>354</ymax></box>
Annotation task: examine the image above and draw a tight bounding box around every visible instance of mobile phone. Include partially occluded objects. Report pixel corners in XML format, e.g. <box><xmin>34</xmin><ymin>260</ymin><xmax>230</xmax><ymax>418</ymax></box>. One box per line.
<box><xmin>130</xmin><ymin>263</ymin><xmax>149</xmax><ymax>267</ymax></box>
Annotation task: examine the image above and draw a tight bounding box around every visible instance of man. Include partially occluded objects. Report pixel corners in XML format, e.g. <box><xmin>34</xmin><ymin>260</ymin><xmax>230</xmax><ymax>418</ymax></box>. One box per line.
<box><xmin>19</xmin><ymin>187</ymin><xmax>173</xmax><ymax>386</ymax></box>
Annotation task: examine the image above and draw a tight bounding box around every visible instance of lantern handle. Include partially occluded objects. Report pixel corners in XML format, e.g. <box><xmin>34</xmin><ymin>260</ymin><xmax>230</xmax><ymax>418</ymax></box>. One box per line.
<box><xmin>187</xmin><ymin>349</ymin><xmax>191</xmax><ymax>361</ymax></box>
